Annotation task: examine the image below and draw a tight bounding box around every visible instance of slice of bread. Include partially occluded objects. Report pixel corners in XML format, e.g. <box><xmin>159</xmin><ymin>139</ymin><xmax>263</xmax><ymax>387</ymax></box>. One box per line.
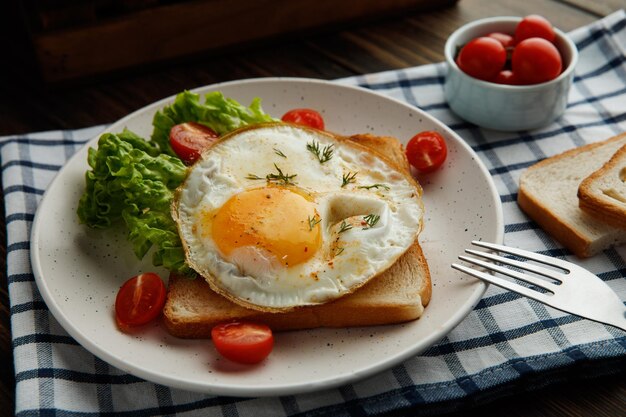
<box><xmin>163</xmin><ymin>133</ymin><xmax>431</xmax><ymax>337</ymax></box>
<box><xmin>578</xmin><ymin>143</ymin><xmax>626</xmax><ymax>230</ymax></box>
<box><xmin>518</xmin><ymin>132</ymin><xmax>626</xmax><ymax>257</ymax></box>
<box><xmin>164</xmin><ymin>242</ymin><xmax>431</xmax><ymax>337</ymax></box>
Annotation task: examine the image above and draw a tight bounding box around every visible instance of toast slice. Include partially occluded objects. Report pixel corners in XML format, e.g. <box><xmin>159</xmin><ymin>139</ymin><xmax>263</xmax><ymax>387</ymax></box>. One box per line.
<box><xmin>163</xmin><ymin>133</ymin><xmax>431</xmax><ymax>337</ymax></box>
<box><xmin>578</xmin><ymin>143</ymin><xmax>626</xmax><ymax>230</ymax></box>
<box><xmin>518</xmin><ymin>132</ymin><xmax>626</xmax><ymax>257</ymax></box>
<box><xmin>164</xmin><ymin>242</ymin><xmax>430</xmax><ymax>336</ymax></box>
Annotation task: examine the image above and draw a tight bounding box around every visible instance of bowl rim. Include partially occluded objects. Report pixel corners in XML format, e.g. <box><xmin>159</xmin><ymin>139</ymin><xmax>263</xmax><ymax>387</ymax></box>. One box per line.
<box><xmin>444</xmin><ymin>16</ymin><xmax>579</xmax><ymax>91</ymax></box>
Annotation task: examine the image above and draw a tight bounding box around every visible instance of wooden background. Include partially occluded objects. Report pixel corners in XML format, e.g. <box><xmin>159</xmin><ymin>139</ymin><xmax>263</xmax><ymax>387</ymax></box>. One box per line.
<box><xmin>1</xmin><ymin>0</ymin><xmax>625</xmax><ymax>415</ymax></box>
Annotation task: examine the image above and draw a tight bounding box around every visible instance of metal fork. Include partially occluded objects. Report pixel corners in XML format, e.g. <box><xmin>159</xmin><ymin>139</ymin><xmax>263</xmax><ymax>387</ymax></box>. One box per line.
<box><xmin>452</xmin><ymin>241</ymin><xmax>626</xmax><ymax>332</ymax></box>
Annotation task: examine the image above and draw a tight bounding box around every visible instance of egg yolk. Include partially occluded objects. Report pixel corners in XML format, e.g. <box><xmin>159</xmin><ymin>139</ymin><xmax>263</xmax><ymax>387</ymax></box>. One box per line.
<box><xmin>209</xmin><ymin>187</ymin><xmax>321</xmax><ymax>267</ymax></box>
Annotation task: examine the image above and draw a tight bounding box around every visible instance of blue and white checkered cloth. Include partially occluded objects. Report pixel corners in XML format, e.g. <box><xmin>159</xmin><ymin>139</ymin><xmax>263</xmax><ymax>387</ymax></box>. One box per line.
<box><xmin>3</xmin><ymin>10</ymin><xmax>626</xmax><ymax>416</ymax></box>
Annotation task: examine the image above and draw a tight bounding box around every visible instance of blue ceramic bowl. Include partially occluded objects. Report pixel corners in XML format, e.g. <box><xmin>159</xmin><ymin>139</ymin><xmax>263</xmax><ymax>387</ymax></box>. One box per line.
<box><xmin>444</xmin><ymin>16</ymin><xmax>578</xmax><ymax>132</ymax></box>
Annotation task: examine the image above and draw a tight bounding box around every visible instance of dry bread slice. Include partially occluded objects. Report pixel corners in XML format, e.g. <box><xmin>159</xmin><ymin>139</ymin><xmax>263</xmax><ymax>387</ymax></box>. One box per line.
<box><xmin>578</xmin><ymin>143</ymin><xmax>626</xmax><ymax>230</ymax></box>
<box><xmin>163</xmin><ymin>132</ymin><xmax>431</xmax><ymax>337</ymax></box>
<box><xmin>518</xmin><ymin>132</ymin><xmax>626</xmax><ymax>257</ymax></box>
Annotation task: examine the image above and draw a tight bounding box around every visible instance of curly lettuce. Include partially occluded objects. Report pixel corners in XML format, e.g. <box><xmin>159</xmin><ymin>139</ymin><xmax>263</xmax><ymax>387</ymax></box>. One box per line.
<box><xmin>77</xmin><ymin>129</ymin><xmax>192</xmax><ymax>275</ymax></box>
<box><xmin>151</xmin><ymin>90</ymin><xmax>275</xmax><ymax>155</ymax></box>
<box><xmin>77</xmin><ymin>92</ymin><xmax>275</xmax><ymax>276</ymax></box>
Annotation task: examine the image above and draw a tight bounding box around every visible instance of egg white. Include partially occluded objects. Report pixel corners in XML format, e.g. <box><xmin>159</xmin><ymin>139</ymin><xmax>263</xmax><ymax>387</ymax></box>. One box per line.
<box><xmin>173</xmin><ymin>123</ymin><xmax>423</xmax><ymax>311</ymax></box>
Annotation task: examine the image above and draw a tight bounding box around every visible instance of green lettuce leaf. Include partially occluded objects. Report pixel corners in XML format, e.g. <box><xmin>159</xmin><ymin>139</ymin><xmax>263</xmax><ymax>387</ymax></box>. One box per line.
<box><xmin>151</xmin><ymin>90</ymin><xmax>276</xmax><ymax>155</ymax></box>
<box><xmin>78</xmin><ymin>92</ymin><xmax>275</xmax><ymax>277</ymax></box>
<box><xmin>77</xmin><ymin>129</ymin><xmax>193</xmax><ymax>275</ymax></box>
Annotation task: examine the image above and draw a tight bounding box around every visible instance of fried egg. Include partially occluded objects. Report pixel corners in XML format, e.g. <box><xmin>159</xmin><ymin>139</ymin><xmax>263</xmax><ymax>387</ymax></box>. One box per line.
<box><xmin>173</xmin><ymin>123</ymin><xmax>423</xmax><ymax>312</ymax></box>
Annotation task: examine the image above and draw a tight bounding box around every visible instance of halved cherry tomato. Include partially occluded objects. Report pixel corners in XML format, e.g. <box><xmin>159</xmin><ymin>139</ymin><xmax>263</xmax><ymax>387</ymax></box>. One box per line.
<box><xmin>406</xmin><ymin>131</ymin><xmax>447</xmax><ymax>174</ymax></box>
<box><xmin>169</xmin><ymin>122</ymin><xmax>219</xmax><ymax>165</ymax></box>
<box><xmin>514</xmin><ymin>15</ymin><xmax>555</xmax><ymax>44</ymax></box>
<box><xmin>456</xmin><ymin>37</ymin><xmax>507</xmax><ymax>81</ymax></box>
<box><xmin>211</xmin><ymin>321</ymin><xmax>274</xmax><ymax>364</ymax></box>
<box><xmin>115</xmin><ymin>273</ymin><xmax>166</xmax><ymax>330</ymax></box>
<box><xmin>281</xmin><ymin>108</ymin><xmax>325</xmax><ymax>130</ymax></box>
<box><xmin>512</xmin><ymin>38</ymin><xmax>562</xmax><ymax>84</ymax></box>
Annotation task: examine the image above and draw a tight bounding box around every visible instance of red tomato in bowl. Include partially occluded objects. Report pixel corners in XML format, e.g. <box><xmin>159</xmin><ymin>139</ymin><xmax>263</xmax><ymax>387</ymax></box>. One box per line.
<box><xmin>494</xmin><ymin>70</ymin><xmax>519</xmax><ymax>85</ymax></box>
<box><xmin>281</xmin><ymin>108</ymin><xmax>325</xmax><ymax>130</ymax></box>
<box><xmin>456</xmin><ymin>37</ymin><xmax>507</xmax><ymax>81</ymax></box>
<box><xmin>405</xmin><ymin>131</ymin><xmax>447</xmax><ymax>174</ymax></box>
<box><xmin>512</xmin><ymin>38</ymin><xmax>562</xmax><ymax>84</ymax></box>
<box><xmin>169</xmin><ymin>122</ymin><xmax>219</xmax><ymax>165</ymax></box>
<box><xmin>115</xmin><ymin>273</ymin><xmax>166</xmax><ymax>330</ymax></box>
<box><xmin>211</xmin><ymin>321</ymin><xmax>274</xmax><ymax>364</ymax></box>
<box><xmin>488</xmin><ymin>32</ymin><xmax>514</xmax><ymax>48</ymax></box>
<box><xmin>514</xmin><ymin>15</ymin><xmax>556</xmax><ymax>43</ymax></box>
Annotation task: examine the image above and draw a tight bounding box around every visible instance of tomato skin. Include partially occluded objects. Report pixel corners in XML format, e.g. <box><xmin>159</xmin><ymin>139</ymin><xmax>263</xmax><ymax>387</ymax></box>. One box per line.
<box><xmin>115</xmin><ymin>273</ymin><xmax>166</xmax><ymax>330</ymax></box>
<box><xmin>281</xmin><ymin>109</ymin><xmax>325</xmax><ymax>130</ymax></box>
<box><xmin>512</xmin><ymin>38</ymin><xmax>562</xmax><ymax>84</ymax></box>
<box><xmin>494</xmin><ymin>70</ymin><xmax>519</xmax><ymax>85</ymax></box>
<box><xmin>211</xmin><ymin>321</ymin><xmax>274</xmax><ymax>364</ymax></box>
<box><xmin>456</xmin><ymin>37</ymin><xmax>507</xmax><ymax>81</ymax></box>
<box><xmin>488</xmin><ymin>32</ymin><xmax>514</xmax><ymax>48</ymax></box>
<box><xmin>405</xmin><ymin>131</ymin><xmax>448</xmax><ymax>174</ymax></box>
<box><xmin>514</xmin><ymin>15</ymin><xmax>555</xmax><ymax>44</ymax></box>
<box><xmin>169</xmin><ymin>122</ymin><xmax>219</xmax><ymax>165</ymax></box>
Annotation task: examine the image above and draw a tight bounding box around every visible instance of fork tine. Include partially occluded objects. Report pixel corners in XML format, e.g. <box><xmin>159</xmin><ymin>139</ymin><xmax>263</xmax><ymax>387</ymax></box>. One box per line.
<box><xmin>452</xmin><ymin>263</ymin><xmax>553</xmax><ymax>304</ymax></box>
<box><xmin>471</xmin><ymin>241</ymin><xmax>572</xmax><ymax>271</ymax></box>
<box><xmin>458</xmin><ymin>255</ymin><xmax>557</xmax><ymax>292</ymax></box>
<box><xmin>465</xmin><ymin>249</ymin><xmax>563</xmax><ymax>282</ymax></box>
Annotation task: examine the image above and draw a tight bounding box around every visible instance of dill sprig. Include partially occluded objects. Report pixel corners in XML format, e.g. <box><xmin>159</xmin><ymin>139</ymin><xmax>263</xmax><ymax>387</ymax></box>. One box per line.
<box><xmin>246</xmin><ymin>163</ymin><xmax>297</xmax><ymax>185</ymax></box>
<box><xmin>362</xmin><ymin>214</ymin><xmax>380</xmax><ymax>229</ymax></box>
<box><xmin>335</xmin><ymin>247</ymin><xmax>345</xmax><ymax>256</ymax></box>
<box><xmin>307</xmin><ymin>141</ymin><xmax>334</xmax><ymax>164</ymax></box>
<box><xmin>308</xmin><ymin>215</ymin><xmax>321</xmax><ymax>231</ymax></box>
<box><xmin>358</xmin><ymin>183</ymin><xmax>390</xmax><ymax>191</ymax></box>
<box><xmin>338</xmin><ymin>220</ymin><xmax>352</xmax><ymax>234</ymax></box>
<box><xmin>266</xmin><ymin>164</ymin><xmax>297</xmax><ymax>185</ymax></box>
<box><xmin>341</xmin><ymin>171</ymin><xmax>358</xmax><ymax>188</ymax></box>
<box><xmin>273</xmin><ymin>148</ymin><xmax>287</xmax><ymax>158</ymax></box>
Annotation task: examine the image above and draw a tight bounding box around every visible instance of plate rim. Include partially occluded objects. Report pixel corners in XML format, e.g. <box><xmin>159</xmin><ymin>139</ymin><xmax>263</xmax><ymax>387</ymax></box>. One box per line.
<box><xmin>30</xmin><ymin>76</ymin><xmax>503</xmax><ymax>396</ymax></box>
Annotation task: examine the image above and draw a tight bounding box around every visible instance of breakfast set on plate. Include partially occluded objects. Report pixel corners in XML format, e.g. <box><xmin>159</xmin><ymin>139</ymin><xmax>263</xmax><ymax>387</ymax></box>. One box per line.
<box><xmin>8</xmin><ymin>8</ymin><xmax>624</xmax><ymax>415</ymax></box>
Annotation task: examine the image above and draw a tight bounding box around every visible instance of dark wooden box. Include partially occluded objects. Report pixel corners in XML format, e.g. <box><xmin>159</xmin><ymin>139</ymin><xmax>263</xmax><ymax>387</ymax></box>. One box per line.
<box><xmin>18</xmin><ymin>0</ymin><xmax>457</xmax><ymax>82</ymax></box>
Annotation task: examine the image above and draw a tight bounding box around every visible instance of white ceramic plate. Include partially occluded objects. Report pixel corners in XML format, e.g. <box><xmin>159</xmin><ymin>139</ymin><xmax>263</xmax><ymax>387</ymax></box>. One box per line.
<box><xmin>31</xmin><ymin>78</ymin><xmax>503</xmax><ymax>396</ymax></box>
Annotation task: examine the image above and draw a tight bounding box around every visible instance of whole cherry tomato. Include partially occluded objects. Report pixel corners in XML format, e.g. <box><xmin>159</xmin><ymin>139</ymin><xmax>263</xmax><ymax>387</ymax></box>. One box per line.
<box><xmin>514</xmin><ymin>15</ymin><xmax>556</xmax><ymax>43</ymax></box>
<box><xmin>405</xmin><ymin>131</ymin><xmax>448</xmax><ymax>174</ymax></box>
<box><xmin>488</xmin><ymin>32</ymin><xmax>514</xmax><ymax>48</ymax></box>
<box><xmin>211</xmin><ymin>321</ymin><xmax>274</xmax><ymax>364</ymax></box>
<box><xmin>169</xmin><ymin>122</ymin><xmax>219</xmax><ymax>165</ymax></box>
<box><xmin>281</xmin><ymin>108</ymin><xmax>325</xmax><ymax>130</ymax></box>
<box><xmin>115</xmin><ymin>273</ymin><xmax>166</xmax><ymax>330</ymax></box>
<box><xmin>494</xmin><ymin>70</ymin><xmax>519</xmax><ymax>85</ymax></box>
<box><xmin>512</xmin><ymin>38</ymin><xmax>562</xmax><ymax>84</ymax></box>
<box><xmin>456</xmin><ymin>37</ymin><xmax>507</xmax><ymax>81</ymax></box>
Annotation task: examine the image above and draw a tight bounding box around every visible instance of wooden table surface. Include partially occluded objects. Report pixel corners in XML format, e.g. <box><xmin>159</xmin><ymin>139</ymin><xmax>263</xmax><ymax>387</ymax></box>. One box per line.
<box><xmin>1</xmin><ymin>0</ymin><xmax>625</xmax><ymax>415</ymax></box>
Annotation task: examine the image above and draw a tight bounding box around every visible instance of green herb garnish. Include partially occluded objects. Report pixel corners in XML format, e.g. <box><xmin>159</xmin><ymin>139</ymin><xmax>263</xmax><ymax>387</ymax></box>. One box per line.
<box><xmin>307</xmin><ymin>141</ymin><xmax>334</xmax><ymax>164</ymax></box>
<box><xmin>246</xmin><ymin>163</ymin><xmax>297</xmax><ymax>185</ymax></box>
<box><xmin>338</xmin><ymin>220</ymin><xmax>352</xmax><ymax>234</ymax></box>
<box><xmin>363</xmin><ymin>214</ymin><xmax>380</xmax><ymax>229</ymax></box>
<box><xmin>341</xmin><ymin>171</ymin><xmax>358</xmax><ymax>187</ymax></box>
<box><xmin>308</xmin><ymin>215</ymin><xmax>321</xmax><ymax>231</ymax></box>
<box><xmin>358</xmin><ymin>183</ymin><xmax>390</xmax><ymax>191</ymax></box>
<box><xmin>267</xmin><ymin>164</ymin><xmax>297</xmax><ymax>185</ymax></box>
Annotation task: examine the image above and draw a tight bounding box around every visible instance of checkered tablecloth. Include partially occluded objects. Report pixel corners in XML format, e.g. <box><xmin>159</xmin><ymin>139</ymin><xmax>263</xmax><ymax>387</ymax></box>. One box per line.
<box><xmin>3</xmin><ymin>10</ymin><xmax>626</xmax><ymax>417</ymax></box>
